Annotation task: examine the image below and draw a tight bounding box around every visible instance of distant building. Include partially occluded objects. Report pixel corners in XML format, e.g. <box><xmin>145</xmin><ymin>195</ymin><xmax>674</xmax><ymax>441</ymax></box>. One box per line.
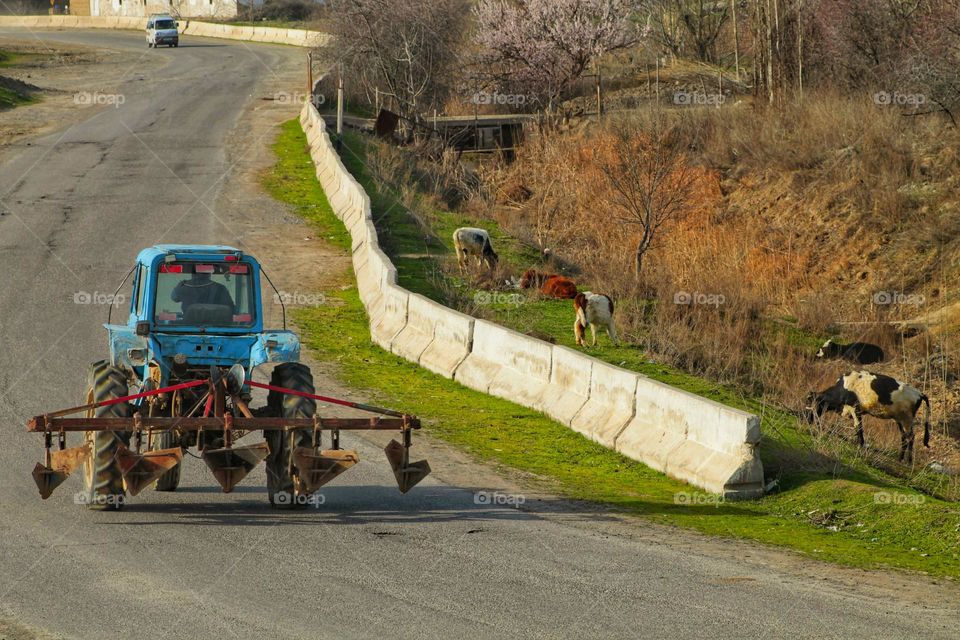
<box><xmin>69</xmin><ymin>0</ymin><xmax>239</xmax><ymax>19</ymax></box>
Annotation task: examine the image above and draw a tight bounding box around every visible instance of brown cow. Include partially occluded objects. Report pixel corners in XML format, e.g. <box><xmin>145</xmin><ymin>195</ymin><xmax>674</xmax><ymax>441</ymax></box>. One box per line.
<box><xmin>519</xmin><ymin>269</ymin><xmax>578</xmax><ymax>299</ymax></box>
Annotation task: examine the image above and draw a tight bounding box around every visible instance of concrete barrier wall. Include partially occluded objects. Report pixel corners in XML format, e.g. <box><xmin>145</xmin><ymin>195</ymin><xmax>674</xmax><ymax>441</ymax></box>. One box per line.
<box><xmin>391</xmin><ymin>293</ymin><xmax>439</xmax><ymax>364</ymax></box>
<box><xmin>537</xmin><ymin>345</ymin><xmax>593</xmax><ymax>426</ymax></box>
<box><xmin>419</xmin><ymin>304</ymin><xmax>474</xmax><ymax>378</ymax></box>
<box><xmin>455</xmin><ymin>321</ymin><xmax>552</xmax><ymax>408</ymax></box>
<box><xmin>369</xmin><ymin>283</ymin><xmax>408</xmax><ymax>351</ymax></box>
<box><xmin>617</xmin><ymin>382</ymin><xmax>762</xmax><ymax>495</ymax></box>
<box><xmin>294</xmin><ymin>101</ymin><xmax>764</xmax><ymax>499</ymax></box>
<box><xmin>570</xmin><ymin>362</ymin><xmax>639</xmax><ymax>448</ymax></box>
<box><xmin>0</xmin><ymin>16</ymin><xmax>327</xmax><ymax>47</ymax></box>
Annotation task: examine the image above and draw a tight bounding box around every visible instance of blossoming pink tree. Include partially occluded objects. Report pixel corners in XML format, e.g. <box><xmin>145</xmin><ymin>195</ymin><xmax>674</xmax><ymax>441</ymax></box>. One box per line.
<box><xmin>472</xmin><ymin>0</ymin><xmax>641</xmax><ymax>112</ymax></box>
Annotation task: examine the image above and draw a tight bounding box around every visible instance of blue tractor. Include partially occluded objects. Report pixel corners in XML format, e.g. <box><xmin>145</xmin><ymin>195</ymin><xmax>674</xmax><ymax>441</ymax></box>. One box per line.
<box><xmin>29</xmin><ymin>245</ymin><xmax>429</xmax><ymax>509</ymax></box>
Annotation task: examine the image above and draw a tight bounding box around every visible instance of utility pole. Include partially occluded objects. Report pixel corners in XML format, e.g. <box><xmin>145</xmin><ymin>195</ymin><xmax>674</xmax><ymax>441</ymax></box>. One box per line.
<box><xmin>336</xmin><ymin>65</ymin><xmax>344</xmax><ymax>150</ymax></box>
<box><xmin>655</xmin><ymin>56</ymin><xmax>661</xmax><ymax>105</ymax></box>
<box><xmin>595</xmin><ymin>59</ymin><xmax>602</xmax><ymax>117</ymax></box>
<box><xmin>797</xmin><ymin>0</ymin><xmax>804</xmax><ymax>102</ymax></box>
<box><xmin>307</xmin><ymin>51</ymin><xmax>313</xmax><ymax>100</ymax></box>
<box><xmin>731</xmin><ymin>0</ymin><xmax>740</xmax><ymax>82</ymax></box>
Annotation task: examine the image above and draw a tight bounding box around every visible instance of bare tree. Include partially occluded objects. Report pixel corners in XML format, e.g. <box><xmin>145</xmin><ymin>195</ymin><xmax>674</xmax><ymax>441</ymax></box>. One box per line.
<box><xmin>809</xmin><ymin>0</ymin><xmax>960</xmax><ymax>121</ymax></box>
<box><xmin>472</xmin><ymin>0</ymin><xmax>640</xmax><ymax>112</ymax></box>
<box><xmin>595</xmin><ymin>120</ymin><xmax>695</xmax><ymax>279</ymax></box>
<box><xmin>325</xmin><ymin>0</ymin><xmax>468</xmax><ymax>133</ymax></box>
<box><xmin>646</xmin><ymin>0</ymin><xmax>730</xmax><ymax>63</ymax></box>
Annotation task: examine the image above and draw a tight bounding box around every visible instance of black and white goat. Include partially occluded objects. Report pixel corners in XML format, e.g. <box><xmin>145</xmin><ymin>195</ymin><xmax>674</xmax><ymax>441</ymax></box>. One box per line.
<box><xmin>804</xmin><ymin>371</ymin><xmax>930</xmax><ymax>463</ymax></box>
<box><xmin>815</xmin><ymin>339</ymin><xmax>885</xmax><ymax>365</ymax></box>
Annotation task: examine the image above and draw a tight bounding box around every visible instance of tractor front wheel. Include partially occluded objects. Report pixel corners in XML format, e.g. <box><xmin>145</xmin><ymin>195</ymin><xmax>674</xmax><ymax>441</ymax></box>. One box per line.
<box><xmin>265</xmin><ymin>363</ymin><xmax>314</xmax><ymax>509</ymax></box>
<box><xmin>82</xmin><ymin>360</ymin><xmax>131</xmax><ymax>511</ymax></box>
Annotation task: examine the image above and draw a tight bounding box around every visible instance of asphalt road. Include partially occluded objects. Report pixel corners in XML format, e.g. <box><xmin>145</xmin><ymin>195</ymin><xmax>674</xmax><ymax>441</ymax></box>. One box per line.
<box><xmin>0</xmin><ymin>28</ymin><xmax>958</xmax><ymax>640</ymax></box>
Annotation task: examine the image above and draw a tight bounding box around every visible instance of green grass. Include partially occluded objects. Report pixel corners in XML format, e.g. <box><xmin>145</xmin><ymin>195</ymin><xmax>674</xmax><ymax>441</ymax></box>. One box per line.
<box><xmin>0</xmin><ymin>50</ymin><xmax>38</xmax><ymax>110</ymax></box>
<box><xmin>0</xmin><ymin>50</ymin><xmax>42</xmax><ymax>68</ymax></box>
<box><xmin>0</xmin><ymin>86</ymin><xmax>30</xmax><ymax>110</ymax></box>
<box><xmin>266</xmin><ymin>118</ymin><xmax>960</xmax><ymax>578</ymax></box>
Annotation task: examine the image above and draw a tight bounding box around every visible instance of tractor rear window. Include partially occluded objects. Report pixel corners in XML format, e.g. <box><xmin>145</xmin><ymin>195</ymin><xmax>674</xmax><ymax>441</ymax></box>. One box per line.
<box><xmin>154</xmin><ymin>262</ymin><xmax>255</xmax><ymax>328</ymax></box>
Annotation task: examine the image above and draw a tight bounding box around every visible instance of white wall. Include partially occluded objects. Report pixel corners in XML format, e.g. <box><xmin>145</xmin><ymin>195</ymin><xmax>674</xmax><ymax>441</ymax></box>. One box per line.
<box><xmin>91</xmin><ymin>0</ymin><xmax>239</xmax><ymax>19</ymax></box>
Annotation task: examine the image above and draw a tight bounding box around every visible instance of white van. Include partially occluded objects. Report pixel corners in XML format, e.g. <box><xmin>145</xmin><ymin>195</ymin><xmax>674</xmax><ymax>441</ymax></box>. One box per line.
<box><xmin>146</xmin><ymin>14</ymin><xmax>179</xmax><ymax>48</ymax></box>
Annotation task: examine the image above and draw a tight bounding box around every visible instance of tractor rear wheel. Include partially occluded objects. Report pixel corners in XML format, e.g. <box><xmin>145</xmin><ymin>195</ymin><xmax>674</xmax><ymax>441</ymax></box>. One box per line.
<box><xmin>82</xmin><ymin>360</ymin><xmax>131</xmax><ymax>511</ymax></box>
<box><xmin>265</xmin><ymin>363</ymin><xmax>314</xmax><ymax>509</ymax></box>
<box><xmin>153</xmin><ymin>429</ymin><xmax>181</xmax><ymax>492</ymax></box>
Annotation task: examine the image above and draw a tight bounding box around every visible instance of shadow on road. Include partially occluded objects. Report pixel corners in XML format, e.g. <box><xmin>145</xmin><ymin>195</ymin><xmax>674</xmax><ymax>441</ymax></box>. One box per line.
<box><xmin>102</xmin><ymin>482</ymin><xmax>771</xmax><ymax>527</ymax></box>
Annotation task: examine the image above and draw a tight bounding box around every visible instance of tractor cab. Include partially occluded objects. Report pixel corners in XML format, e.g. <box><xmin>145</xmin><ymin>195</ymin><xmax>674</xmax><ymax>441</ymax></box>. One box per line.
<box><xmin>106</xmin><ymin>245</ymin><xmax>299</xmax><ymax>387</ymax></box>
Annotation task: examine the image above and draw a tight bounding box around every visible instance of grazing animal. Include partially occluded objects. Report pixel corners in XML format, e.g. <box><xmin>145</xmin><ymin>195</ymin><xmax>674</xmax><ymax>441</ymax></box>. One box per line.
<box><xmin>804</xmin><ymin>370</ymin><xmax>930</xmax><ymax>463</ymax></box>
<box><xmin>519</xmin><ymin>269</ymin><xmax>578</xmax><ymax>299</ymax></box>
<box><xmin>453</xmin><ymin>227</ymin><xmax>498</xmax><ymax>272</ymax></box>
<box><xmin>815</xmin><ymin>339</ymin><xmax>885</xmax><ymax>364</ymax></box>
<box><xmin>574</xmin><ymin>292</ymin><xmax>617</xmax><ymax>346</ymax></box>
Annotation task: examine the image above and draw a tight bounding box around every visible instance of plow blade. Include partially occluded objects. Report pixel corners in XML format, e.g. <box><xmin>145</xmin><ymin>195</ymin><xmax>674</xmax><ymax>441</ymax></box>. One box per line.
<box><xmin>32</xmin><ymin>445</ymin><xmax>90</xmax><ymax>499</ymax></box>
<box><xmin>384</xmin><ymin>439</ymin><xmax>431</xmax><ymax>494</ymax></box>
<box><xmin>202</xmin><ymin>443</ymin><xmax>269</xmax><ymax>493</ymax></box>
<box><xmin>116</xmin><ymin>446</ymin><xmax>183</xmax><ymax>496</ymax></box>
<box><xmin>293</xmin><ymin>448</ymin><xmax>359</xmax><ymax>493</ymax></box>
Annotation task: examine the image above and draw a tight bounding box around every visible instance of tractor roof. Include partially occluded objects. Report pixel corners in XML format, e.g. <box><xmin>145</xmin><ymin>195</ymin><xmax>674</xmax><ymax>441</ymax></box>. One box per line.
<box><xmin>136</xmin><ymin>245</ymin><xmax>246</xmax><ymax>264</ymax></box>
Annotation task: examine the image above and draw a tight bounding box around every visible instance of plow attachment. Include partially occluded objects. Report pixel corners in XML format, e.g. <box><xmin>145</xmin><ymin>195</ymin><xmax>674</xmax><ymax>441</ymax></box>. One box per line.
<box><xmin>385</xmin><ymin>436</ymin><xmax>431</xmax><ymax>494</ymax></box>
<box><xmin>293</xmin><ymin>448</ymin><xmax>360</xmax><ymax>493</ymax></box>
<box><xmin>32</xmin><ymin>442</ymin><xmax>90</xmax><ymax>499</ymax></box>
<box><xmin>202</xmin><ymin>443</ymin><xmax>270</xmax><ymax>493</ymax></box>
<box><xmin>27</xmin><ymin>371</ymin><xmax>428</xmax><ymax>503</ymax></box>
<box><xmin>116</xmin><ymin>445</ymin><xmax>183</xmax><ymax>496</ymax></box>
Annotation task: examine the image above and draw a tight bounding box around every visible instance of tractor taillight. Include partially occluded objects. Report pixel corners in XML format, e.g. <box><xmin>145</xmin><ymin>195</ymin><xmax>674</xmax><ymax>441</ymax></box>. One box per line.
<box><xmin>225</xmin><ymin>255</ymin><xmax>239</xmax><ymax>261</ymax></box>
<box><xmin>195</xmin><ymin>264</ymin><xmax>215</xmax><ymax>274</ymax></box>
<box><xmin>159</xmin><ymin>264</ymin><xmax>183</xmax><ymax>273</ymax></box>
<box><xmin>229</xmin><ymin>265</ymin><xmax>249</xmax><ymax>274</ymax></box>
